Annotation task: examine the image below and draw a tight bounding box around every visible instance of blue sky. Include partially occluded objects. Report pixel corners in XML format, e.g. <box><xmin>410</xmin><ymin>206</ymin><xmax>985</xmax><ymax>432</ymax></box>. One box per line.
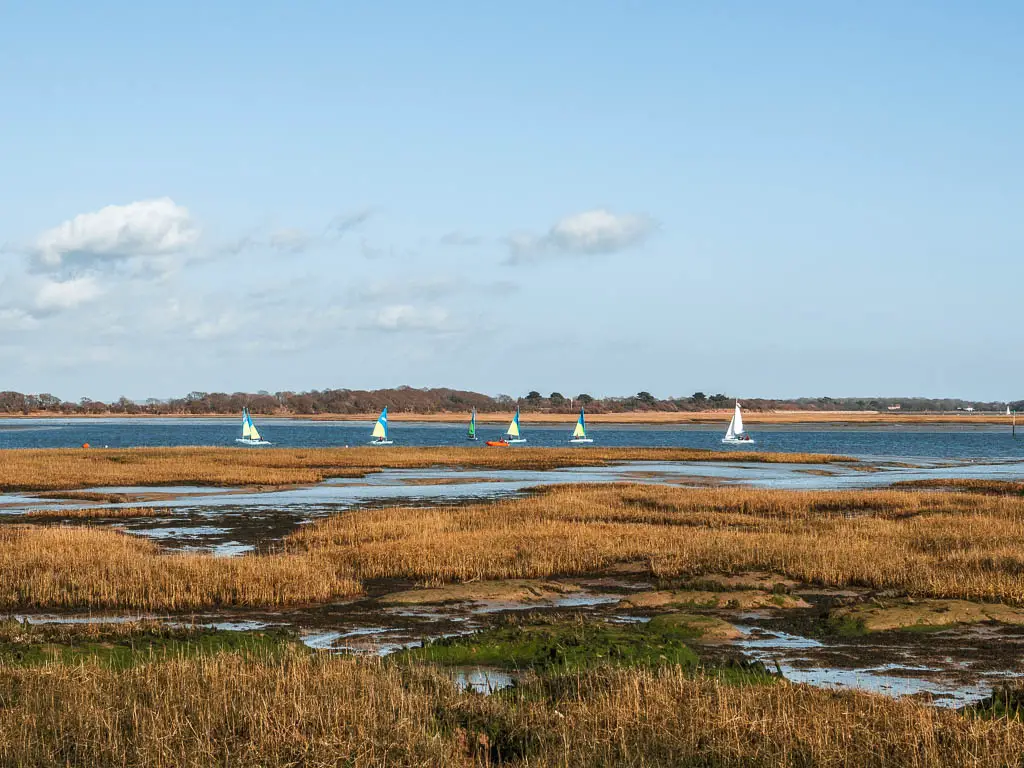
<box><xmin>1</xmin><ymin>2</ymin><xmax>1021</xmax><ymax>401</ymax></box>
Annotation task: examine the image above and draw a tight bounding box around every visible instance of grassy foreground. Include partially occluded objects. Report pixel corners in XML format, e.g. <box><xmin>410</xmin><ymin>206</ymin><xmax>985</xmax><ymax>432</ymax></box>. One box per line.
<box><xmin>0</xmin><ymin>446</ymin><xmax>851</xmax><ymax>491</ymax></box>
<box><xmin>1</xmin><ymin>649</ymin><xmax>1021</xmax><ymax>767</ymax></box>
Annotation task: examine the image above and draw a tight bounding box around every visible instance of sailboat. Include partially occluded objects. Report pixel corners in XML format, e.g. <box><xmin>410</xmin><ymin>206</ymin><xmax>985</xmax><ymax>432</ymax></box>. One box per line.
<box><xmin>722</xmin><ymin>401</ymin><xmax>754</xmax><ymax>444</ymax></box>
<box><xmin>568</xmin><ymin>407</ymin><xmax>593</xmax><ymax>444</ymax></box>
<box><xmin>369</xmin><ymin>407</ymin><xmax>393</xmax><ymax>445</ymax></box>
<box><xmin>505</xmin><ymin>407</ymin><xmax>526</xmax><ymax>443</ymax></box>
<box><xmin>467</xmin><ymin>408</ymin><xmax>479</xmax><ymax>441</ymax></box>
<box><xmin>236</xmin><ymin>408</ymin><xmax>271</xmax><ymax>446</ymax></box>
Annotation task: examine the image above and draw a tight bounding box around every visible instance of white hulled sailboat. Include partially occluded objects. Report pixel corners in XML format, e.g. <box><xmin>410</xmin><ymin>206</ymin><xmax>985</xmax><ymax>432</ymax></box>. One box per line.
<box><xmin>722</xmin><ymin>401</ymin><xmax>754</xmax><ymax>444</ymax></box>
<box><xmin>236</xmin><ymin>408</ymin><xmax>271</xmax><ymax>446</ymax></box>
<box><xmin>568</xmin><ymin>407</ymin><xmax>593</xmax><ymax>444</ymax></box>
<box><xmin>369</xmin><ymin>407</ymin><xmax>393</xmax><ymax>445</ymax></box>
<box><xmin>505</xmin><ymin>408</ymin><xmax>526</xmax><ymax>443</ymax></box>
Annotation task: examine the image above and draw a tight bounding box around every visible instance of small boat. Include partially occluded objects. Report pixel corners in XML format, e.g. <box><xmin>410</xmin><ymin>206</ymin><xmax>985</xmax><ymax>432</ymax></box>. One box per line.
<box><xmin>486</xmin><ymin>440</ymin><xmax>509</xmax><ymax>447</ymax></box>
<box><xmin>722</xmin><ymin>401</ymin><xmax>754</xmax><ymax>444</ymax></box>
<box><xmin>467</xmin><ymin>408</ymin><xmax>479</xmax><ymax>441</ymax></box>
<box><xmin>369</xmin><ymin>407</ymin><xmax>393</xmax><ymax>445</ymax></box>
<box><xmin>505</xmin><ymin>407</ymin><xmax>526</xmax><ymax>444</ymax></box>
<box><xmin>568</xmin><ymin>407</ymin><xmax>593</xmax><ymax>444</ymax></box>
<box><xmin>235</xmin><ymin>408</ymin><xmax>271</xmax><ymax>446</ymax></box>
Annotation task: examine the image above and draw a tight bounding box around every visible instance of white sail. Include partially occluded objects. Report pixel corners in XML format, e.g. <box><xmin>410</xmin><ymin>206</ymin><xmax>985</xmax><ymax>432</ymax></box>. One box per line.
<box><xmin>732</xmin><ymin>402</ymin><xmax>744</xmax><ymax>435</ymax></box>
<box><xmin>724</xmin><ymin>411</ymin><xmax>736</xmax><ymax>441</ymax></box>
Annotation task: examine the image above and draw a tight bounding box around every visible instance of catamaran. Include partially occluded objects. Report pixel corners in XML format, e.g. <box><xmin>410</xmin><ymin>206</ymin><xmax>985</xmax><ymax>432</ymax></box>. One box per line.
<box><xmin>369</xmin><ymin>407</ymin><xmax>393</xmax><ymax>445</ymax></box>
<box><xmin>236</xmin><ymin>408</ymin><xmax>271</xmax><ymax>446</ymax></box>
<box><xmin>568</xmin><ymin>407</ymin><xmax>593</xmax><ymax>443</ymax></box>
<box><xmin>722</xmin><ymin>401</ymin><xmax>754</xmax><ymax>444</ymax></box>
<box><xmin>467</xmin><ymin>408</ymin><xmax>479</xmax><ymax>441</ymax></box>
<box><xmin>505</xmin><ymin>408</ymin><xmax>526</xmax><ymax>443</ymax></box>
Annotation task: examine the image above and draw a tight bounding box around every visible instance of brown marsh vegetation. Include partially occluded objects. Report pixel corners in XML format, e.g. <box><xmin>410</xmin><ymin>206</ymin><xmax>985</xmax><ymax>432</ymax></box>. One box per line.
<box><xmin>21</xmin><ymin>506</ymin><xmax>170</xmax><ymax>520</ymax></box>
<box><xmin>10</xmin><ymin>484</ymin><xmax>1024</xmax><ymax>610</ymax></box>
<box><xmin>1</xmin><ymin>652</ymin><xmax>1022</xmax><ymax>767</ymax></box>
<box><xmin>289</xmin><ymin>484</ymin><xmax>1024</xmax><ymax>604</ymax></box>
<box><xmin>893</xmin><ymin>478</ymin><xmax>1024</xmax><ymax>495</ymax></box>
<box><xmin>0</xmin><ymin>446</ymin><xmax>852</xmax><ymax>492</ymax></box>
<box><xmin>0</xmin><ymin>525</ymin><xmax>359</xmax><ymax>610</ymax></box>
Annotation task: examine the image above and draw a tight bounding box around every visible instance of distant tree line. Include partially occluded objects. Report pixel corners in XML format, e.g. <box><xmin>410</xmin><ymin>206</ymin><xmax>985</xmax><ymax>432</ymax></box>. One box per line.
<box><xmin>0</xmin><ymin>388</ymin><xmax>1018</xmax><ymax>416</ymax></box>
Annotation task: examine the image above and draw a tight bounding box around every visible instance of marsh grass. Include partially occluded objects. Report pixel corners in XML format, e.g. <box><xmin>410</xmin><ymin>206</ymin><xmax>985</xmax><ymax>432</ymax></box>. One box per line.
<box><xmin>0</xmin><ymin>525</ymin><xmax>359</xmax><ymax>610</ymax></box>
<box><xmin>290</xmin><ymin>483</ymin><xmax>1024</xmax><ymax>604</ymax></box>
<box><xmin>11</xmin><ymin>483</ymin><xmax>1024</xmax><ymax>611</ymax></box>
<box><xmin>0</xmin><ymin>652</ymin><xmax>1022</xmax><ymax>766</ymax></box>
<box><xmin>21</xmin><ymin>506</ymin><xmax>170</xmax><ymax>520</ymax></box>
<box><xmin>0</xmin><ymin>619</ymin><xmax>296</xmax><ymax>669</ymax></box>
<box><xmin>0</xmin><ymin>446</ymin><xmax>852</xmax><ymax>492</ymax></box>
<box><xmin>894</xmin><ymin>479</ymin><xmax>1024</xmax><ymax>496</ymax></box>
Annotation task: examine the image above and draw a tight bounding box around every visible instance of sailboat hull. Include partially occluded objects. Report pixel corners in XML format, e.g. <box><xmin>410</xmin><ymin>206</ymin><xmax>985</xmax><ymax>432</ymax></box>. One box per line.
<box><xmin>568</xmin><ymin>438</ymin><xmax>593</xmax><ymax>444</ymax></box>
<box><xmin>721</xmin><ymin>436</ymin><xmax>755</xmax><ymax>445</ymax></box>
<box><xmin>506</xmin><ymin>438</ymin><xmax>527</xmax><ymax>444</ymax></box>
<box><xmin>467</xmin><ymin>437</ymin><xmax>479</xmax><ymax>441</ymax></box>
<box><xmin>235</xmin><ymin>438</ymin><xmax>272</xmax><ymax>446</ymax></box>
<box><xmin>369</xmin><ymin>439</ymin><xmax>394</xmax><ymax>446</ymax></box>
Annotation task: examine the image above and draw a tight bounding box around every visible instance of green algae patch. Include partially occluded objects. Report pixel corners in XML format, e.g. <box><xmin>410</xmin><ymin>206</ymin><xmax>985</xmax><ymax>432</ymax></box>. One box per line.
<box><xmin>399</xmin><ymin>616</ymin><xmax>700</xmax><ymax>672</ymax></box>
<box><xmin>828</xmin><ymin>599</ymin><xmax>1024</xmax><ymax>636</ymax></box>
<box><xmin>647</xmin><ymin>613</ymin><xmax>742</xmax><ymax>642</ymax></box>
<box><xmin>0</xmin><ymin>619</ymin><xmax>300</xmax><ymax>669</ymax></box>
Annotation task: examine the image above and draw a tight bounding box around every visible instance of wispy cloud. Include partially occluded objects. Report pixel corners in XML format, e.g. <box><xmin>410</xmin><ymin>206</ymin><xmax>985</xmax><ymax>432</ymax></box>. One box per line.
<box><xmin>439</xmin><ymin>231</ymin><xmax>482</xmax><ymax>247</ymax></box>
<box><xmin>505</xmin><ymin>209</ymin><xmax>656</xmax><ymax>264</ymax></box>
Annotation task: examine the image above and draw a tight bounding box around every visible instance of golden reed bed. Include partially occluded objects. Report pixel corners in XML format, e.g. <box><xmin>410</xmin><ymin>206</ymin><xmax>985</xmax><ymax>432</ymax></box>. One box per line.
<box><xmin>7</xmin><ymin>484</ymin><xmax>1024</xmax><ymax>610</ymax></box>
<box><xmin>0</xmin><ymin>446</ymin><xmax>851</xmax><ymax>492</ymax></box>
<box><xmin>0</xmin><ymin>652</ymin><xmax>1020</xmax><ymax>767</ymax></box>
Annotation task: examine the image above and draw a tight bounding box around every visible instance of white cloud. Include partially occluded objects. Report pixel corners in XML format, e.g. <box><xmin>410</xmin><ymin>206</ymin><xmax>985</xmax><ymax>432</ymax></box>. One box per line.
<box><xmin>34</xmin><ymin>276</ymin><xmax>103</xmax><ymax>312</ymax></box>
<box><xmin>505</xmin><ymin>209</ymin><xmax>656</xmax><ymax>264</ymax></box>
<box><xmin>371</xmin><ymin>304</ymin><xmax>450</xmax><ymax>332</ymax></box>
<box><xmin>31</xmin><ymin>198</ymin><xmax>199</xmax><ymax>271</ymax></box>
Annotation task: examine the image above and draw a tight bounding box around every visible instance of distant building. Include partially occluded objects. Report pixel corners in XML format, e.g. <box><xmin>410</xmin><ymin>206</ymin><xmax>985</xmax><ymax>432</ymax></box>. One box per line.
<box><xmin>887</xmin><ymin>404</ymin><xmax>901</xmax><ymax>411</ymax></box>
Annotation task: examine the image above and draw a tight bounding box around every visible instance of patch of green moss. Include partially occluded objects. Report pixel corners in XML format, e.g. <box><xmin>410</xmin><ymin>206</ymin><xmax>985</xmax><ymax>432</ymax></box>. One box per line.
<box><xmin>825</xmin><ymin>613</ymin><xmax>867</xmax><ymax>637</ymax></box>
<box><xmin>401</xmin><ymin>617</ymin><xmax>700</xmax><ymax>672</ymax></box>
<box><xmin>0</xmin><ymin>624</ymin><xmax>299</xmax><ymax>669</ymax></box>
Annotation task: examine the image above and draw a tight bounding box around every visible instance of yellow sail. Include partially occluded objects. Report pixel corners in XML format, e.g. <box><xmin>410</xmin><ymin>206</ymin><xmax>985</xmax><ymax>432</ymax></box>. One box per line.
<box><xmin>249</xmin><ymin>423</ymin><xmax>262</xmax><ymax>441</ymax></box>
<box><xmin>241</xmin><ymin>412</ymin><xmax>253</xmax><ymax>439</ymax></box>
<box><xmin>505</xmin><ymin>414</ymin><xmax>520</xmax><ymax>438</ymax></box>
<box><xmin>572</xmin><ymin>419</ymin><xmax>586</xmax><ymax>438</ymax></box>
<box><xmin>371</xmin><ymin>421</ymin><xmax>387</xmax><ymax>438</ymax></box>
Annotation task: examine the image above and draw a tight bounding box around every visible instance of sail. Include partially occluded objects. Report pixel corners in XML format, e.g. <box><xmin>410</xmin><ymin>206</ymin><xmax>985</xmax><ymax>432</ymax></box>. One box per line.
<box><xmin>505</xmin><ymin>409</ymin><xmax>521</xmax><ymax>438</ymax></box>
<box><xmin>468</xmin><ymin>409</ymin><xmax>477</xmax><ymax>438</ymax></box>
<box><xmin>572</xmin><ymin>408</ymin><xmax>587</xmax><ymax>438</ymax></box>
<box><xmin>733</xmin><ymin>402</ymin><xmax>744</xmax><ymax>435</ymax></box>
<box><xmin>247</xmin><ymin>412</ymin><xmax>262</xmax><ymax>442</ymax></box>
<box><xmin>724</xmin><ymin>410</ymin><xmax>737</xmax><ymax>441</ymax></box>
<box><xmin>371</xmin><ymin>407</ymin><xmax>388</xmax><ymax>439</ymax></box>
<box><xmin>241</xmin><ymin>409</ymin><xmax>253</xmax><ymax>439</ymax></box>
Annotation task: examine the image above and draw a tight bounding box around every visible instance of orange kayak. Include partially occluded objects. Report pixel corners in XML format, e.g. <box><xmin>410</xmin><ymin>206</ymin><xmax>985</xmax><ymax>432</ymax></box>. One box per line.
<box><xmin>485</xmin><ymin>440</ymin><xmax>509</xmax><ymax>447</ymax></box>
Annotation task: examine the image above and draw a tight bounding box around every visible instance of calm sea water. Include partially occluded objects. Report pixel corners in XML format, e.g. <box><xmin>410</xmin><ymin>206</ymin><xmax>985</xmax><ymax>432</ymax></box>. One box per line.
<box><xmin>0</xmin><ymin>418</ymin><xmax>1021</xmax><ymax>460</ymax></box>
